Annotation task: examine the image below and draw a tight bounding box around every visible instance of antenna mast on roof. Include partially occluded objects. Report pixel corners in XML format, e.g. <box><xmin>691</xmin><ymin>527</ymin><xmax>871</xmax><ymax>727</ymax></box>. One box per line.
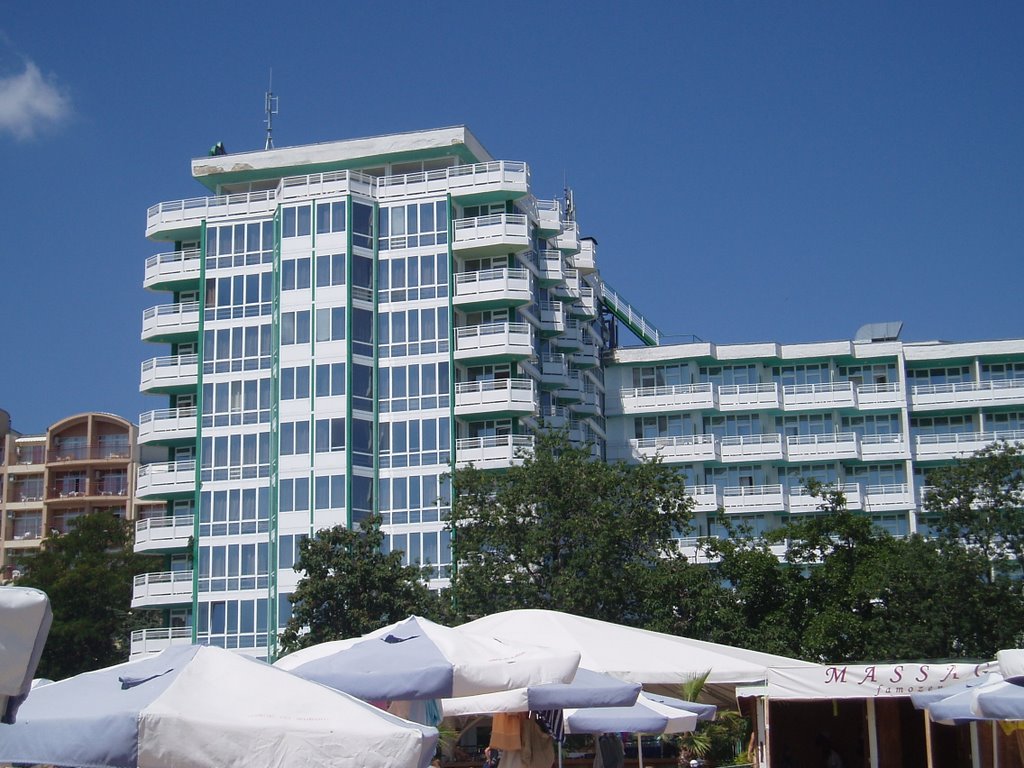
<box><xmin>264</xmin><ymin>70</ymin><xmax>279</xmax><ymax>150</ymax></box>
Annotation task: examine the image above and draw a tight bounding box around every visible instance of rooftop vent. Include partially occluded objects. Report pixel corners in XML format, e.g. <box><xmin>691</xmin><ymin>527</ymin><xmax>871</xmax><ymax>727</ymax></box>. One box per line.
<box><xmin>854</xmin><ymin>321</ymin><xmax>903</xmax><ymax>343</ymax></box>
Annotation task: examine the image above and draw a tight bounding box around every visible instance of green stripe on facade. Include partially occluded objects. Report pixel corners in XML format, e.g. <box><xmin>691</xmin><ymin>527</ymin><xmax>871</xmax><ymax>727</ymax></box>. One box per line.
<box><xmin>190</xmin><ymin>221</ymin><xmax>207</xmax><ymax>645</ymax></box>
<box><xmin>372</xmin><ymin>201</ymin><xmax>380</xmax><ymax>518</ymax></box>
<box><xmin>267</xmin><ymin>207</ymin><xmax>283</xmax><ymax>660</ymax></box>
<box><xmin>345</xmin><ymin>196</ymin><xmax>354</xmax><ymax>530</ymax></box>
<box><xmin>446</xmin><ymin>193</ymin><xmax>457</xmax><ymax>585</ymax></box>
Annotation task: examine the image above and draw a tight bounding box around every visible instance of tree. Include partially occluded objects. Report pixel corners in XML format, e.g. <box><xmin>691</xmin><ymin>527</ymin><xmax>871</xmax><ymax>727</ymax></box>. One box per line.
<box><xmin>924</xmin><ymin>441</ymin><xmax>1024</xmax><ymax>579</ymax></box>
<box><xmin>447</xmin><ymin>431</ymin><xmax>694</xmax><ymax>626</ymax></box>
<box><xmin>15</xmin><ymin>510</ymin><xmax>155</xmax><ymax>680</ymax></box>
<box><xmin>279</xmin><ymin>515</ymin><xmax>446</xmax><ymax>654</ymax></box>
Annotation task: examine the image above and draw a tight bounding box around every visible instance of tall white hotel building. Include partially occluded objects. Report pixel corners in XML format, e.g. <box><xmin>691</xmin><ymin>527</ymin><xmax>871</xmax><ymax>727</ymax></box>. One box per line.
<box><xmin>132</xmin><ymin>126</ymin><xmax>1024</xmax><ymax>659</ymax></box>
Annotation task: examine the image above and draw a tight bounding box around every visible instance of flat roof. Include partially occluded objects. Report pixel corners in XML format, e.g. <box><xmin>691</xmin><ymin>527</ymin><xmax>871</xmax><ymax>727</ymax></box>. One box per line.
<box><xmin>191</xmin><ymin>125</ymin><xmax>493</xmax><ymax>191</ymax></box>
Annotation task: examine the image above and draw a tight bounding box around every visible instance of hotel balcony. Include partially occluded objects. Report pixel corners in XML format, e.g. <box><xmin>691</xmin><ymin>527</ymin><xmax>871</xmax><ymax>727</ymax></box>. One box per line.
<box><xmin>134</xmin><ymin>515</ymin><xmax>194</xmax><ymax>553</ymax></box>
<box><xmin>550</xmin><ymin>323</ymin><xmax>583</xmax><ymax>352</ymax></box>
<box><xmin>531</xmin><ymin>199</ymin><xmax>560</xmax><ymax>237</ymax></box>
<box><xmin>570</xmin><ymin>286</ymin><xmax>599</xmax><ymax>318</ymax></box>
<box><xmin>782</xmin><ymin>381</ymin><xmax>857</xmax><ymax>411</ymax></box>
<box><xmin>553</xmin><ymin>220</ymin><xmax>580</xmax><ymax>254</ymax></box>
<box><xmin>539</xmin><ymin>354</ymin><xmax>570</xmax><ymax>389</ymax></box>
<box><xmin>862</xmin><ymin>483</ymin><xmax>916</xmax><ymax>512</ymax></box>
<box><xmin>555</xmin><ymin>371</ymin><xmax>584</xmax><ymax>403</ymax></box>
<box><xmin>718</xmin><ymin>383</ymin><xmax>781</xmax><ymax>411</ymax></box>
<box><xmin>787</xmin><ymin>483</ymin><xmax>863</xmax><ymax>514</ymax></box>
<box><xmin>141</xmin><ymin>302</ymin><xmax>200</xmax><ymax>343</ymax></box>
<box><xmin>455</xmin><ymin>379</ymin><xmax>536</xmax><ymax>420</ymax></box>
<box><xmin>377</xmin><ymin>160</ymin><xmax>529</xmax><ymax>204</ymax></box>
<box><xmin>611</xmin><ymin>383</ymin><xmax>716</xmax><ymax>416</ymax></box>
<box><xmin>911</xmin><ymin>378</ymin><xmax>1024</xmax><ymax>411</ymax></box>
<box><xmin>630</xmin><ymin>434</ymin><xmax>718</xmax><ymax>464</ymax></box>
<box><xmin>129</xmin><ymin>627</ymin><xmax>192</xmax><ymax>660</ymax></box>
<box><xmin>856</xmin><ymin>382</ymin><xmax>905</xmax><ymax>409</ymax></box>
<box><xmin>144</xmin><ymin>249</ymin><xmax>201</xmax><ymax>292</ymax></box>
<box><xmin>570</xmin><ymin>238</ymin><xmax>596</xmax><ymax>273</ymax></box>
<box><xmin>530</xmin><ymin>405</ymin><xmax>570</xmax><ymax>432</ymax></box>
<box><xmin>146</xmin><ymin>190</ymin><xmax>276</xmax><ymax>240</ymax></box>
<box><xmin>138</xmin><ymin>407</ymin><xmax>198</xmax><ymax>446</ymax></box>
<box><xmin>571</xmin><ymin>342</ymin><xmax>601</xmax><ymax>369</ymax></box>
<box><xmin>570</xmin><ymin>388</ymin><xmax>601</xmax><ymax>417</ymax></box>
<box><xmin>720</xmin><ymin>433</ymin><xmax>785</xmax><ymax>463</ymax></box>
<box><xmin>452</xmin><ymin>214</ymin><xmax>530</xmax><ymax>258</ymax></box>
<box><xmin>454</xmin><ymin>322</ymin><xmax>533</xmax><ymax>363</ymax></box>
<box><xmin>914</xmin><ymin>429</ymin><xmax>1024</xmax><ymax>461</ymax></box>
<box><xmin>536</xmin><ymin>250</ymin><xmax>565</xmax><ymax>285</ymax></box>
<box><xmin>46</xmin><ymin>479</ymin><xmax>128</xmax><ymax>502</ymax></box>
<box><xmin>140</xmin><ymin>354</ymin><xmax>199</xmax><ymax>394</ymax></box>
<box><xmin>456</xmin><ymin>434</ymin><xmax>534</xmax><ymax>470</ymax></box>
<box><xmin>686</xmin><ymin>484</ymin><xmax>722</xmax><ymax>513</ymax></box>
<box><xmin>131</xmin><ymin>570</ymin><xmax>193</xmax><ymax>608</ymax></box>
<box><xmin>860</xmin><ymin>434</ymin><xmax>911</xmax><ymax>460</ymax></box>
<box><xmin>555</xmin><ymin>269</ymin><xmax>582</xmax><ymax>303</ymax></box>
<box><xmin>785</xmin><ymin>432</ymin><xmax>859</xmax><ymax>462</ymax></box>
<box><xmin>453</xmin><ymin>268</ymin><xmax>531</xmax><ymax>309</ymax></box>
<box><xmin>136</xmin><ymin>460</ymin><xmax>196</xmax><ymax>499</ymax></box>
<box><xmin>723</xmin><ymin>484</ymin><xmax>786</xmax><ymax>513</ymax></box>
<box><xmin>537</xmin><ymin>303</ymin><xmax>567</xmax><ymax>336</ymax></box>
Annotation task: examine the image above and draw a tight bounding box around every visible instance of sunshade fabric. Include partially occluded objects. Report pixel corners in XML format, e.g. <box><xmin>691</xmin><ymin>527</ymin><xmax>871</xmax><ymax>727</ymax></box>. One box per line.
<box><xmin>442</xmin><ymin>668</ymin><xmax>641</xmax><ymax>715</ymax></box>
<box><xmin>0</xmin><ymin>644</ymin><xmax>438</xmax><ymax>768</ymax></box>
<box><xmin>563</xmin><ymin>693</ymin><xmax>703</xmax><ymax>735</ymax></box>
<box><xmin>459</xmin><ymin>609</ymin><xmax>814</xmax><ymax>685</ymax></box>
<box><xmin>276</xmin><ymin>615</ymin><xmax>580</xmax><ymax>700</ymax></box>
<box><xmin>0</xmin><ymin>586</ymin><xmax>52</xmax><ymax>723</ymax></box>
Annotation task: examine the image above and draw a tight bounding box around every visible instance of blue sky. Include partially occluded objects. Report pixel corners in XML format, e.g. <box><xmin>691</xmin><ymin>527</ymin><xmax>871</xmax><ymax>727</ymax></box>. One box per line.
<box><xmin>1</xmin><ymin>2</ymin><xmax>1021</xmax><ymax>433</ymax></box>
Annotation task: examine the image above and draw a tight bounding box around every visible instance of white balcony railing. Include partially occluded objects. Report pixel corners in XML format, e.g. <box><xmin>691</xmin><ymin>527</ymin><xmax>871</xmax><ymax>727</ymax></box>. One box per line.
<box><xmin>631</xmin><ymin>434</ymin><xmax>717</xmax><ymax>463</ymax></box>
<box><xmin>453</xmin><ymin>268</ymin><xmax>531</xmax><ymax>307</ymax></box>
<box><xmin>146</xmin><ymin>190</ymin><xmax>277</xmax><ymax>237</ymax></box>
<box><xmin>454</xmin><ymin>379</ymin><xmax>536</xmax><ymax>416</ymax></box>
<box><xmin>139</xmin><ymin>355</ymin><xmax>198</xmax><ymax>392</ymax></box>
<box><xmin>537</xmin><ymin>250</ymin><xmax>564</xmax><ymax>283</ymax></box>
<box><xmin>914</xmin><ymin>429</ymin><xmax>1024</xmax><ymax>460</ymax></box>
<box><xmin>452</xmin><ymin>214</ymin><xmax>530</xmax><ymax>254</ymax></box>
<box><xmin>456</xmin><ymin>434</ymin><xmax>534</xmax><ymax>469</ymax></box>
<box><xmin>132</xmin><ymin>570</ymin><xmax>193</xmax><ymax>607</ymax></box>
<box><xmin>862</xmin><ymin>483</ymin><xmax>915</xmax><ymax>512</ymax></box>
<box><xmin>136</xmin><ymin>460</ymin><xmax>196</xmax><ymax>498</ymax></box>
<box><xmin>454</xmin><ymin>322</ymin><xmax>532</xmax><ymax>360</ymax></box>
<box><xmin>376</xmin><ymin>160</ymin><xmax>529</xmax><ymax>199</ymax></box>
<box><xmin>535</xmin><ymin>199</ymin><xmax>561</xmax><ymax>232</ymax></box>
<box><xmin>911</xmin><ymin>378</ymin><xmax>1024</xmax><ymax>410</ymax></box>
<box><xmin>141</xmin><ymin>302</ymin><xmax>200</xmax><ymax>340</ymax></box>
<box><xmin>686</xmin><ymin>484</ymin><xmax>721</xmax><ymax>512</ymax></box>
<box><xmin>144</xmin><ymin>249</ymin><xmax>201</xmax><ymax>289</ymax></box>
<box><xmin>134</xmin><ymin>515</ymin><xmax>194</xmax><ymax>552</ymax></box>
<box><xmin>785</xmin><ymin>432</ymin><xmax>859</xmax><ymax>461</ymax></box>
<box><xmin>613</xmin><ymin>383</ymin><xmax>715</xmax><ymax>416</ymax></box>
<box><xmin>788</xmin><ymin>483</ymin><xmax>863</xmax><ymax>513</ymax></box>
<box><xmin>782</xmin><ymin>381</ymin><xmax>856</xmax><ymax>410</ymax></box>
<box><xmin>138</xmin><ymin>407</ymin><xmax>198</xmax><ymax>444</ymax></box>
<box><xmin>718</xmin><ymin>383</ymin><xmax>781</xmax><ymax>410</ymax></box>
<box><xmin>856</xmin><ymin>382</ymin><xmax>904</xmax><ymax>409</ymax></box>
<box><xmin>722</xmin><ymin>484</ymin><xmax>786</xmax><ymax>512</ymax></box>
<box><xmin>720</xmin><ymin>433</ymin><xmax>785</xmax><ymax>462</ymax></box>
<box><xmin>859</xmin><ymin>433</ymin><xmax>909</xmax><ymax>459</ymax></box>
<box><xmin>130</xmin><ymin>627</ymin><xmax>193</xmax><ymax>659</ymax></box>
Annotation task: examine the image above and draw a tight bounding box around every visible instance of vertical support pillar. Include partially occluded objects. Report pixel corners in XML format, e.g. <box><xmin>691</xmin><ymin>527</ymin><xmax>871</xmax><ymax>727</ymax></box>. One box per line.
<box><xmin>866</xmin><ymin>698</ymin><xmax>879</xmax><ymax>768</ymax></box>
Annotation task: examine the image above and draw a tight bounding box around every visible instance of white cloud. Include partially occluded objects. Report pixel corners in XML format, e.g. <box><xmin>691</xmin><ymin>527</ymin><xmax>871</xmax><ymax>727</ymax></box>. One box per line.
<box><xmin>0</xmin><ymin>60</ymin><xmax>71</xmax><ymax>140</ymax></box>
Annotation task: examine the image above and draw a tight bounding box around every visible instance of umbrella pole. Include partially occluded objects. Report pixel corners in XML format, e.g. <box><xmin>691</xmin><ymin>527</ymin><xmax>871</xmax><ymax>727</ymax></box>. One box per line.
<box><xmin>970</xmin><ymin>722</ymin><xmax>981</xmax><ymax>768</ymax></box>
<box><xmin>558</xmin><ymin>740</ymin><xmax>563</xmax><ymax>768</ymax></box>
<box><xmin>991</xmin><ymin>720</ymin><xmax>999</xmax><ymax>768</ymax></box>
<box><xmin>924</xmin><ymin>711</ymin><xmax>934</xmax><ymax>768</ymax></box>
<box><xmin>637</xmin><ymin>734</ymin><xmax>644</xmax><ymax>768</ymax></box>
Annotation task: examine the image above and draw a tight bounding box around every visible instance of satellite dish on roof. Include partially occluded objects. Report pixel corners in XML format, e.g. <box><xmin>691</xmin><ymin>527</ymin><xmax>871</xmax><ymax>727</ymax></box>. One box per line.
<box><xmin>854</xmin><ymin>322</ymin><xmax>903</xmax><ymax>343</ymax></box>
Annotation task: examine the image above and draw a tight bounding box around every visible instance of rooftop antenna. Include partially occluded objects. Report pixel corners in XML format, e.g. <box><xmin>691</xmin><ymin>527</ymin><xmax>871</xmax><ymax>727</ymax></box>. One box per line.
<box><xmin>264</xmin><ymin>70</ymin><xmax>279</xmax><ymax>150</ymax></box>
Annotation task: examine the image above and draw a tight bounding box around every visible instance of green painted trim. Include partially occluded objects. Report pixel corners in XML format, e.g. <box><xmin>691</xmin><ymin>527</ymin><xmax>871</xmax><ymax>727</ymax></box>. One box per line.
<box><xmin>372</xmin><ymin>201</ymin><xmax>380</xmax><ymax>517</ymax></box>
<box><xmin>345</xmin><ymin>196</ymin><xmax>354</xmax><ymax>530</ymax></box>
<box><xmin>309</xmin><ymin>204</ymin><xmax>317</xmax><ymax>539</ymax></box>
<box><xmin>446</xmin><ymin>192</ymin><xmax>458</xmax><ymax>586</ymax></box>
<box><xmin>267</xmin><ymin>207</ymin><xmax>283</xmax><ymax>661</ymax></box>
<box><xmin>190</xmin><ymin>221</ymin><xmax>207</xmax><ymax>645</ymax></box>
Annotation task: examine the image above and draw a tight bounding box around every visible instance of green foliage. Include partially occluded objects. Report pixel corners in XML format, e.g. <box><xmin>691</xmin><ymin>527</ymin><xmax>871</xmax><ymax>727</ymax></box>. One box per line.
<box><xmin>925</xmin><ymin>440</ymin><xmax>1024</xmax><ymax>578</ymax></box>
<box><xmin>447</xmin><ymin>430</ymin><xmax>694</xmax><ymax>625</ymax></box>
<box><xmin>15</xmin><ymin>510</ymin><xmax>155</xmax><ymax>680</ymax></box>
<box><xmin>279</xmin><ymin>515</ymin><xmax>448</xmax><ymax>654</ymax></box>
<box><xmin>669</xmin><ymin>671</ymin><xmax>751</xmax><ymax>765</ymax></box>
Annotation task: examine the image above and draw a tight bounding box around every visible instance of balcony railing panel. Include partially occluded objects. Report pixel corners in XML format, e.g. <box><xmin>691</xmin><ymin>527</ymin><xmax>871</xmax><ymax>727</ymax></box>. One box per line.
<box><xmin>782</xmin><ymin>381</ymin><xmax>857</xmax><ymax>410</ymax></box>
<box><xmin>129</xmin><ymin>627</ymin><xmax>193</xmax><ymax>659</ymax></box>
<box><xmin>134</xmin><ymin>515</ymin><xmax>195</xmax><ymax>551</ymax></box>
<box><xmin>452</xmin><ymin>214</ymin><xmax>530</xmax><ymax>254</ymax></box>
<box><xmin>856</xmin><ymin>382</ymin><xmax>904</xmax><ymax>409</ymax></box>
<box><xmin>136</xmin><ymin>460</ymin><xmax>196</xmax><ymax>498</ymax></box>
<box><xmin>132</xmin><ymin>570</ymin><xmax>194</xmax><ymax>607</ymax></box>
<box><xmin>718</xmin><ymin>383</ymin><xmax>781</xmax><ymax>411</ymax></box>
<box><xmin>453</xmin><ymin>268</ymin><xmax>531</xmax><ymax>306</ymax></box>
<box><xmin>785</xmin><ymin>432</ymin><xmax>859</xmax><ymax>461</ymax></box>
<box><xmin>144</xmin><ymin>249</ymin><xmax>201</xmax><ymax>289</ymax></box>
<box><xmin>914</xmin><ymin>429</ymin><xmax>1024</xmax><ymax>460</ymax></box>
<box><xmin>454</xmin><ymin>379</ymin><xmax>536</xmax><ymax>416</ymax></box>
<box><xmin>720</xmin><ymin>433</ymin><xmax>785</xmax><ymax>462</ymax></box>
<box><xmin>722</xmin><ymin>484</ymin><xmax>786</xmax><ymax>512</ymax></box>
<box><xmin>631</xmin><ymin>434</ymin><xmax>717</xmax><ymax>463</ymax></box>
<box><xmin>454</xmin><ymin>322</ymin><xmax>532</xmax><ymax>360</ymax></box>
<box><xmin>455</xmin><ymin>434</ymin><xmax>534</xmax><ymax>469</ymax></box>
<box><xmin>140</xmin><ymin>355</ymin><xmax>199</xmax><ymax>392</ymax></box>
<box><xmin>138</xmin><ymin>407</ymin><xmax>199</xmax><ymax>444</ymax></box>
<box><xmin>911</xmin><ymin>378</ymin><xmax>1024</xmax><ymax>410</ymax></box>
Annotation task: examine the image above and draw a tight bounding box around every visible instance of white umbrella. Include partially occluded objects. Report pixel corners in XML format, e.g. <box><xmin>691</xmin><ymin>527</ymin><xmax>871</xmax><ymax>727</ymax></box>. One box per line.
<box><xmin>0</xmin><ymin>644</ymin><xmax>438</xmax><ymax>768</ymax></box>
<box><xmin>0</xmin><ymin>586</ymin><xmax>52</xmax><ymax>723</ymax></box>
<box><xmin>276</xmin><ymin>615</ymin><xmax>580</xmax><ymax>700</ymax></box>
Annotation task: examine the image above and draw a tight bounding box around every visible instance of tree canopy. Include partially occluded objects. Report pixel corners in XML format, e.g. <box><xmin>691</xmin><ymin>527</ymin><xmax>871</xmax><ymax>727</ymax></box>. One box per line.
<box><xmin>279</xmin><ymin>515</ymin><xmax>447</xmax><ymax>654</ymax></box>
<box><xmin>15</xmin><ymin>510</ymin><xmax>155</xmax><ymax>680</ymax></box>
<box><xmin>447</xmin><ymin>430</ymin><xmax>694</xmax><ymax>625</ymax></box>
